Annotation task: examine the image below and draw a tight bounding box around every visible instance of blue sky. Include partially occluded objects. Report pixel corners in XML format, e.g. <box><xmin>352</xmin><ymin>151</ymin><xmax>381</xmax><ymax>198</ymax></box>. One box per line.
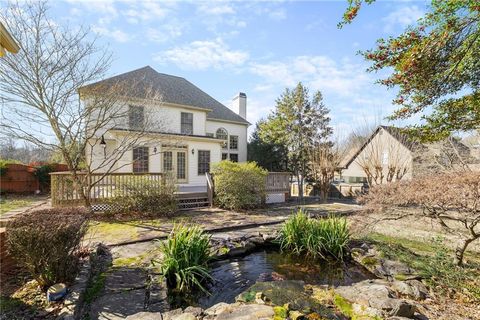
<box><xmin>51</xmin><ymin>0</ymin><xmax>428</xmax><ymax>139</ymax></box>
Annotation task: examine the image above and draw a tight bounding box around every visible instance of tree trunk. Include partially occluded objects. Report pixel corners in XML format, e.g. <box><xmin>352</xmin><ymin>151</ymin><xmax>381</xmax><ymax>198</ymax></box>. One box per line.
<box><xmin>298</xmin><ymin>173</ymin><xmax>304</xmax><ymax>202</ymax></box>
<box><xmin>454</xmin><ymin>237</ymin><xmax>476</xmax><ymax>266</ymax></box>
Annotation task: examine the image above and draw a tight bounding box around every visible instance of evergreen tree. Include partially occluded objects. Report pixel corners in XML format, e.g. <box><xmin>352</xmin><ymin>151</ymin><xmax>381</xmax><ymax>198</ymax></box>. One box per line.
<box><xmin>247</xmin><ymin>121</ymin><xmax>288</xmax><ymax>172</ymax></box>
<box><xmin>259</xmin><ymin>83</ymin><xmax>332</xmax><ymax>200</ymax></box>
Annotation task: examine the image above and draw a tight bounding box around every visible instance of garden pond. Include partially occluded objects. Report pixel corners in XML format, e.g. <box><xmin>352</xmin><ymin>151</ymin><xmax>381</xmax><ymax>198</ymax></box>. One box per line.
<box><xmin>169</xmin><ymin>248</ymin><xmax>375</xmax><ymax>309</ymax></box>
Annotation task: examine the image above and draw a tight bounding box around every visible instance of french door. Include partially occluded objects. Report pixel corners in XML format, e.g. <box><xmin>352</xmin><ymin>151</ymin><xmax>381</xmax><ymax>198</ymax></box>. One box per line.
<box><xmin>163</xmin><ymin>149</ymin><xmax>188</xmax><ymax>183</ymax></box>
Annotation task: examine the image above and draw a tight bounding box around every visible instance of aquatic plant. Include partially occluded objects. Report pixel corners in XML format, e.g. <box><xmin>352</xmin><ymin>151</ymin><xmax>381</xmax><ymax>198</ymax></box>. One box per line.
<box><xmin>155</xmin><ymin>224</ymin><xmax>212</xmax><ymax>293</ymax></box>
<box><xmin>279</xmin><ymin>209</ymin><xmax>350</xmax><ymax>260</ymax></box>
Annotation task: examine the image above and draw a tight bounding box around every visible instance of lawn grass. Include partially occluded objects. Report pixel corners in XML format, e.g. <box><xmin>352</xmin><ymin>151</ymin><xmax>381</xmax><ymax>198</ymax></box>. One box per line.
<box><xmin>0</xmin><ymin>197</ymin><xmax>36</xmax><ymax>215</ymax></box>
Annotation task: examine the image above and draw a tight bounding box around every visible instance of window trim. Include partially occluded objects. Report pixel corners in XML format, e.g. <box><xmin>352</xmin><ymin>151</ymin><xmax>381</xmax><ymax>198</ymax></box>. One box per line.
<box><xmin>229</xmin><ymin>153</ymin><xmax>238</xmax><ymax>163</ymax></box>
<box><xmin>132</xmin><ymin>146</ymin><xmax>149</xmax><ymax>173</ymax></box>
<box><xmin>229</xmin><ymin>135</ymin><xmax>238</xmax><ymax>150</ymax></box>
<box><xmin>216</xmin><ymin>128</ymin><xmax>228</xmax><ymax>149</ymax></box>
<box><xmin>129</xmin><ymin>105</ymin><xmax>144</xmax><ymax>129</ymax></box>
<box><xmin>197</xmin><ymin>150</ymin><xmax>211</xmax><ymax>175</ymax></box>
<box><xmin>181</xmin><ymin>112</ymin><xmax>193</xmax><ymax>135</ymax></box>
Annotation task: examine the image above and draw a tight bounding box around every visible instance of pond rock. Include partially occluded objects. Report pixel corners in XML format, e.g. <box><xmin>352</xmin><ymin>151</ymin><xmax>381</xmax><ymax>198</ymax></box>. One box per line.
<box><xmin>391</xmin><ymin>280</ymin><xmax>429</xmax><ymax>300</ymax></box>
<box><xmin>335</xmin><ymin>279</ymin><xmax>417</xmax><ymax>318</ymax></box>
<box><xmin>215</xmin><ymin>304</ymin><xmax>275</xmax><ymax>320</ymax></box>
<box><xmin>125</xmin><ymin>312</ymin><xmax>163</xmax><ymax>320</ymax></box>
<box><xmin>236</xmin><ymin>281</ymin><xmax>332</xmax><ymax>315</ymax></box>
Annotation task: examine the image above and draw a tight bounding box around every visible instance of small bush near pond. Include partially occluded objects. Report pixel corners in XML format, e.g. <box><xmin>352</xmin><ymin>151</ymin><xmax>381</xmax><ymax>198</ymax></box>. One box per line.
<box><xmin>105</xmin><ymin>177</ymin><xmax>177</xmax><ymax>217</ymax></box>
<box><xmin>279</xmin><ymin>209</ymin><xmax>350</xmax><ymax>260</ymax></box>
<box><xmin>212</xmin><ymin>161</ymin><xmax>268</xmax><ymax>210</ymax></box>
<box><xmin>154</xmin><ymin>224</ymin><xmax>212</xmax><ymax>293</ymax></box>
<box><xmin>6</xmin><ymin>207</ymin><xmax>89</xmax><ymax>288</ymax></box>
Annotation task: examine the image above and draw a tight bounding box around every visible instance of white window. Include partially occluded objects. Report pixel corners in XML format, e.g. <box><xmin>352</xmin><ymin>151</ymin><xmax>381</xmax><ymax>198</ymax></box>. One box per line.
<box><xmin>229</xmin><ymin>135</ymin><xmax>238</xmax><ymax>150</ymax></box>
<box><xmin>216</xmin><ymin>128</ymin><xmax>228</xmax><ymax>149</ymax></box>
<box><xmin>382</xmin><ymin>151</ymin><xmax>389</xmax><ymax>165</ymax></box>
<box><xmin>181</xmin><ymin>112</ymin><xmax>193</xmax><ymax>135</ymax></box>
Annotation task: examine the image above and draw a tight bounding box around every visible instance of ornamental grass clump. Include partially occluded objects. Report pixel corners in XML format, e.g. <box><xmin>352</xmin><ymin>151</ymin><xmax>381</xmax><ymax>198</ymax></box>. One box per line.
<box><xmin>279</xmin><ymin>209</ymin><xmax>350</xmax><ymax>260</ymax></box>
<box><xmin>156</xmin><ymin>224</ymin><xmax>212</xmax><ymax>293</ymax></box>
<box><xmin>6</xmin><ymin>208</ymin><xmax>89</xmax><ymax>288</ymax></box>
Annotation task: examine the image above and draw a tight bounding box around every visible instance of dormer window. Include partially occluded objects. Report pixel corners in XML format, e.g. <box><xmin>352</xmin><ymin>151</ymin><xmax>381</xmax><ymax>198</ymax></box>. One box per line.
<box><xmin>129</xmin><ymin>105</ymin><xmax>144</xmax><ymax>130</ymax></box>
<box><xmin>181</xmin><ymin>112</ymin><xmax>193</xmax><ymax>135</ymax></box>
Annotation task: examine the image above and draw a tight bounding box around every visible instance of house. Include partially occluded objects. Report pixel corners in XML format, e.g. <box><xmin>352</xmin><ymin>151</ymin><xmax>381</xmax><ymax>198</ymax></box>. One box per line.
<box><xmin>340</xmin><ymin>125</ymin><xmax>477</xmax><ymax>186</ymax></box>
<box><xmin>80</xmin><ymin>66</ymin><xmax>250</xmax><ymax>190</ymax></box>
<box><xmin>0</xmin><ymin>21</ymin><xmax>20</xmax><ymax>57</ymax></box>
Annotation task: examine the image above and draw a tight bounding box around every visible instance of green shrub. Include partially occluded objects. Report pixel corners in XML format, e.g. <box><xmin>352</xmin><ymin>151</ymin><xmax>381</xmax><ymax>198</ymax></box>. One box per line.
<box><xmin>212</xmin><ymin>161</ymin><xmax>268</xmax><ymax>210</ymax></box>
<box><xmin>154</xmin><ymin>224</ymin><xmax>212</xmax><ymax>293</ymax></box>
<box><xmin>279</xmin><ymin>209</ymin><xmax>350</xmax><ymax>260</ymax></box>
<box><xmin>34</xmin><ymin>164</ymin><xmax>55</xmax><ymax>192</ymax></box>
<box><xmin>106</xmin><ymin>176</ymin><xmax>177</xmax><ymax>216</ymax></box>
<box><xmin>6</xmin><ymin>207</ymin><xmax>89</xmax><ymax>288</ymax></box>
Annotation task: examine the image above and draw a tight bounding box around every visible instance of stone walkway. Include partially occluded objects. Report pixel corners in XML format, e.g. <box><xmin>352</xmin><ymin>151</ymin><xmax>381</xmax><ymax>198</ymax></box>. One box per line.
<box><xmin>87</xmin><ymin>201</ymin><xmax>360</xmax><ymax>246</ymax></box>
<box><xmin>89</xmin><ymin>224</ymin><xmax>282</xmax><ymax>320</ymax></box>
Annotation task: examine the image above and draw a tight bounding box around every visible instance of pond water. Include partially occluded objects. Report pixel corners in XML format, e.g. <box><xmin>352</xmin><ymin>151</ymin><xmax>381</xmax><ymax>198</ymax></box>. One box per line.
<box><xmin>169</xmin><ymin>248</ymin><xmax>375</xmax><ymax>309</ymax></box>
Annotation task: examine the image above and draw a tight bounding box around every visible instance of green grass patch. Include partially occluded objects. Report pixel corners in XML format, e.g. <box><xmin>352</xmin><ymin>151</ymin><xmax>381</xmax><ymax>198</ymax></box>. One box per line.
<box><xmin>87</xmin><ymin>221</ymin><xmax>139</xmax><ymax>243</ymax></box>
<box><xmin>0</xmin><ymin>198</ymin><xmax>35</xmax><ymax>215</ymax></box>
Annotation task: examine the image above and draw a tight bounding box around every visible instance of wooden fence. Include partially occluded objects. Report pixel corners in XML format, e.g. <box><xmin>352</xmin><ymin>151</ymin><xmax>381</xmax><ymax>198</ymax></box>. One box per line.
<box><xmin>265</xmin><ymin>172</ymin><xmax>290</xmax><ymax>193</ymax></box>
<box><xmin>50</xmin><ymin>172</ymin><xmax>164</xmax><ymax>207</ymax></box>
<box><xmin>1</xmin><ymin>163</ymin><xmax>69</xmax><ymax>193</ymax></box>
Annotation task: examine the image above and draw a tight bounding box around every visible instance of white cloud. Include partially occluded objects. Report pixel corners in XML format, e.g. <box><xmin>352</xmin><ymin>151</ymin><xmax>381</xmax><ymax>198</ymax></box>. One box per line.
<box><xmin>197</xmin><ymin>3</ymin><xmax>235</xmax><ymax>16</ymax></box>
<box><xmin>65</xmin><ymin>0</ymin><xmax>118</xmax><ymax>17</ymax></box>
<box><xmin>382</xmin><ymin>5</ymin><xmax>424</xmax><ymax>33</ymax></box>
<box><xmin>268</xmin><ymin>8</ymin><xmax>287</xmax><ymax>21</ymax></box>
<box><xmin>122</xmin><ymin>0</ymin><xmax>172</xmax><ymax>24</ymax></box>
<box><xmin>92</xmin><ymin>26</ymin><xmax>132</xmax><ymax>43</ymax></box>
<box><xmin>153</xmin><ymin>38</ymin><xmax>249</xmax><ymax>70</ymax></box>
<box><xmin>146</xmin><ymin>23</ymin><xmax>183</xmax><ymax>43</ymax></box>
<box><xmin>250</xmin><ymin>55</ymin><xmax>372</xmax><ymax>96</ymax></box>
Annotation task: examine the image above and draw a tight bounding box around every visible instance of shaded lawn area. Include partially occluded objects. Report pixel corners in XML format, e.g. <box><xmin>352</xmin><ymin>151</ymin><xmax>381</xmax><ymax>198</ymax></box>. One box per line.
<box><xmin>0</xmin><ymin>196</ymin><xmax>38</xmax><ymax>215</ymax></box>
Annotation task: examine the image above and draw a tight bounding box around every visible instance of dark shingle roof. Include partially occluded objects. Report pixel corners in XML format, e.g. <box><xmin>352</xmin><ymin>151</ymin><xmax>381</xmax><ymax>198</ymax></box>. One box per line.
<box><xmin>80</xmin><ymin>66</ymin><xmax>249</xmax><ymax>125</ymax></box>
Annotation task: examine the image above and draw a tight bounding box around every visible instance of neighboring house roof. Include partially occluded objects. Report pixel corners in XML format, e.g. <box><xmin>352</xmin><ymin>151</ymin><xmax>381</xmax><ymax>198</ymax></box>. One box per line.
<box><xmin>342</xmin><ymin>125</ymin><xmax>419</xmax><ymax>168</ymax></box>
<box><xmin>0</xmin><ymin>21</ymin><xmax>20</xmax><ymax>57</ymax></box>
<box><xmin>79</xmin><ymin>66</ymin><xmax>250</xmax><ymax>125</ymax></box>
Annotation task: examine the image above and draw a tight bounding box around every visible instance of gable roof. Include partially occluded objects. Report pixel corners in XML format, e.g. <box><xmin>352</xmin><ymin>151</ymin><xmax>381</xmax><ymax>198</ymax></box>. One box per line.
<box><xmin>79</xmin><ymin>66</ymin><xmax>250</xmax><ymax>125</ymax></box>
<box><xmin>342</xmin><ymin>125</ymin><xmax>420</xmax><ymax>168</ymax></box>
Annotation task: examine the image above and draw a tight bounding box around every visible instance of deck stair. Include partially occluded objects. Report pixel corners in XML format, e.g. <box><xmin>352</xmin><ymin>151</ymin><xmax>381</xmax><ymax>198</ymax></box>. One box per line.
<box><xmin>176</xmin><ymin>191</ymin><xmax>210</xmax><ymax>209</ymax></box>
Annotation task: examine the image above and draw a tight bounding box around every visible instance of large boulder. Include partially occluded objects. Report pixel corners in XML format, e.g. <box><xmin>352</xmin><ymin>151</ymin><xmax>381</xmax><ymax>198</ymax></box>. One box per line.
<box><xmin>335</xmin><ymin>280</ymin><xmax>417</xmax><ymax>318</ymax></box>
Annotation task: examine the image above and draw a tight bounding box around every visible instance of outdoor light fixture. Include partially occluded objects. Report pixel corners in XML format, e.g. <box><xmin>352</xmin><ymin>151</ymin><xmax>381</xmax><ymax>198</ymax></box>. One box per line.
<box><xmin>191</xmin><ymin>148</ymin><xmax>194</xmax><ymax>155</ymax></box>
<box><xmin>153</xmin><ymin>146</ymin><xmax>157</xmax><ymax>153</ymax></box>
<box><xmin>100</xmin><ymin>135</ymin><xmax>106</xmax><ymax>158</ymax></box>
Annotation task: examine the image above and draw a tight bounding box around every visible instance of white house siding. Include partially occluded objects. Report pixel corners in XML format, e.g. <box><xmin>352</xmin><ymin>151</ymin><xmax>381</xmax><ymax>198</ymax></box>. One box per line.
<box><xmin>341</xmin><ymin>127</ymin><xmax>413</xmax><ymax>182</ymax></box>
<box><xmin>87</xmin><ymin>133</ymin><xmax>222</xmax><ymax>186</ymax></box>
<box><xmin>205</xmin><ymin>120</ymin><xmax>248</xmax><ymax>162</ymax></box>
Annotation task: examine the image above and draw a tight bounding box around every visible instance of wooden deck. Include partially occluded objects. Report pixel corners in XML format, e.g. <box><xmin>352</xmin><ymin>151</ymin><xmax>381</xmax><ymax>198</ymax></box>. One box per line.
<box><xmin>50</xmin><ymin>171</ymin><xmax>291</xmax><ymax>209</ymax></box>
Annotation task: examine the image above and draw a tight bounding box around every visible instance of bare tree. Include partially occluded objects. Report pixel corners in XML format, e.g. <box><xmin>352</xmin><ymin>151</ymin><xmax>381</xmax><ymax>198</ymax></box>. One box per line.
<box><xmin>309</xmin><ymin>143</ymin><xmax>344</xmax><ymax>202</ymax></box>
<box><xmin>0</xmin><ymin>1</ymin><xmax>168</xmax><ymax>206</ymax></box>
<box><xmin>360</xmin><ymin>171</ymin><xmax>480</xmax><ymax>266</ymax></box>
